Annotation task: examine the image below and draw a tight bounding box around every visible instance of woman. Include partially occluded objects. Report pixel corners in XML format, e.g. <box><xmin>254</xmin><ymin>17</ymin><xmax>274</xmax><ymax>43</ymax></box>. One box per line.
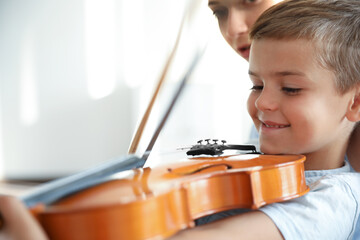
<box><xmin>208</xmin><ymin>0</ymin><xmax>283</xmax><ymax>60</ymax></box>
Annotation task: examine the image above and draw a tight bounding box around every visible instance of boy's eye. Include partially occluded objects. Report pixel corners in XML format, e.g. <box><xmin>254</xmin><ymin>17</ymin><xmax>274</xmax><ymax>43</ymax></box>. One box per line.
<box><xmin>282</xmin><ymin>87</ymin><xmax>302</xmax><ymax>95</ymax></box>
<box><xmin>244</xmin><ymin>0</ymin><xmax>259</xmax><ymax>4</ymax></box>
<box><xmin>250</xmin><ymin>85</ymin><xmax>263</xmax><ymax>91</ymax></box>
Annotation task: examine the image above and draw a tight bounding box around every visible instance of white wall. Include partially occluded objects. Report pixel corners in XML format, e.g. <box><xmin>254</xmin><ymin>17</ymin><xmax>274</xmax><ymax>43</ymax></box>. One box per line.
<box><xmin>0</xmin><ymin>0</ymin><xmax>252</xmax><ymax>180</ymax></box>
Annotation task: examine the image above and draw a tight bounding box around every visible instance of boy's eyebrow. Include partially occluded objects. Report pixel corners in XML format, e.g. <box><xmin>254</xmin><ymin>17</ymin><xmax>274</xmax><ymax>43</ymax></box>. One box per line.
<box><xmin>274</xmin><ymin>71</ymin><xmax>306</xmax><ymax>77</ymax></box>
<box><xmin>248</xmin><ymin>70</ymin><xmax>307</xmax><ymax>77</ymax></box>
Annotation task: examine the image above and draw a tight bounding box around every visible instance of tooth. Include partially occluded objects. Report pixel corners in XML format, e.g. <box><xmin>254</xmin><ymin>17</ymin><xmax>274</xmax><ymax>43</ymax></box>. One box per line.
<box><xmin>265</xmin><ymin>124</ymin><xmax>287</xmax><ymax>128</ymax></box>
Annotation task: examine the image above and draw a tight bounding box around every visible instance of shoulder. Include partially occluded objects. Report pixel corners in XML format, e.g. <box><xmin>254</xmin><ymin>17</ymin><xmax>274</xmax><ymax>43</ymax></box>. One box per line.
<box><xmin>308</xmin><ymin>172</ymin><xmax>360</xmax><ymax>197</ymax></box>
<box><xmin>260</xmin><ymin>172</ymin><xmax>360</xmax><ymax>239</ymax></box>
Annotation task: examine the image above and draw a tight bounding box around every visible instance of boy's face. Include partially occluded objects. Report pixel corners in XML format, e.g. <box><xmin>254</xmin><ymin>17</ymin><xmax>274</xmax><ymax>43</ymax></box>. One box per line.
<box><xmin>247</xmin><ymin>39</ymin><xmax>354</xmax><ymax>158</ymax></box>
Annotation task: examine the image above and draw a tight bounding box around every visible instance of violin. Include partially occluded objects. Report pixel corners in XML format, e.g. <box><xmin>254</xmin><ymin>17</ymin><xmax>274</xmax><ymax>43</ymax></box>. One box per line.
<box><xmin>10</xmin><ymin>4</ymin><xmax>309</xmax><ymax>238</ymax></box>
<box><xmin>22</xmin><ymin>139</ymin><xmax>308</xmax><ymax>240</ymax></box>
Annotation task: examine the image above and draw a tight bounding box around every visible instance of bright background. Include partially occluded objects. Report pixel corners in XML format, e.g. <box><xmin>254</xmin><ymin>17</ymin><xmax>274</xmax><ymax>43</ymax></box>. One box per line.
<box><xmin>0</xmin><ymin>0</ymin><xmax>252</xmax><ymax>180</ymax></box>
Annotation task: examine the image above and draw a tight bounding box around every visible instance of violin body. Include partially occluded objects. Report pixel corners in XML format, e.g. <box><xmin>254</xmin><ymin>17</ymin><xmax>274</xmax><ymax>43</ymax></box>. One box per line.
<box><xmin>32</xmin><ymin>154</ymin><xmax>309</xmax><ymax>240</ymax></box>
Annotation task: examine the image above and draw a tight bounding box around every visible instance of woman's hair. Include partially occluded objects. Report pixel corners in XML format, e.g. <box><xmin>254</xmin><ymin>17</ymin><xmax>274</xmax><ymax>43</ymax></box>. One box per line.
<box><xmin>250</xmin><ymin>0</ymin><xmax>360</xmax><ymax>93</ymax></box>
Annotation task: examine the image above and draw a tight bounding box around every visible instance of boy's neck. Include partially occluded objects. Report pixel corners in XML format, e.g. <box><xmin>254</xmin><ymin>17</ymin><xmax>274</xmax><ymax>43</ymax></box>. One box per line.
<box><xmin>303</xmin><ymin>139</ymin><xmax>349</xmax><ymax>171</ymax></box>
<box><xmin>347</xmin><ymin>126</ymin><xmax>360</xmax><ymax>171</ymax></box>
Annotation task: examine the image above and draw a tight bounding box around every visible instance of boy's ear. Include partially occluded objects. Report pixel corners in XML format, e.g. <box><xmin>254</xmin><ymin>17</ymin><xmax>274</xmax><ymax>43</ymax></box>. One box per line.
<box><xmin>346</xmin><ymin>84</ymin><xmax>360</xmax><ymax>122</ymax></box>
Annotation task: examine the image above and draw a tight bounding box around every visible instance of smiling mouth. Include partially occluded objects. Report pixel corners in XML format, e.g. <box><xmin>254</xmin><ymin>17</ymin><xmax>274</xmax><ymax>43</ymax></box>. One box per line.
<box><xmin>263</xmin><ymin>123</ymin><xmax>291</xmax><ymax>128</ymax></box>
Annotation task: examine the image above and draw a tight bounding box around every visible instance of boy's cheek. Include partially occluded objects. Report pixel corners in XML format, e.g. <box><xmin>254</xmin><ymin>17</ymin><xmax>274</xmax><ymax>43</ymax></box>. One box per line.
<box><xmin>246</xmin><ymin>94</ymin><xmax>257</xmax><ymax>115</ymax></box>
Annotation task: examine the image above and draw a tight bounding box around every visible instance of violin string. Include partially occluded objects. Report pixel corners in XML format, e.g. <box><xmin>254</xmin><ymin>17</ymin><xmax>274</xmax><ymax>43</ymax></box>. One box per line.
<box><xmin>141</xmin><ymin>148</ymin><xmax>186</xmax><ymax>160</ymax></box>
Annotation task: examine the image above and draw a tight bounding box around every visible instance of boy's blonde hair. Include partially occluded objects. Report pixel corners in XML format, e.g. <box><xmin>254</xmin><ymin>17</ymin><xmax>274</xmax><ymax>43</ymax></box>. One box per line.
<box><xmin>250</xmin><ymin>0</ymin><xmax>360</xmax><ymax>93</ymax></box>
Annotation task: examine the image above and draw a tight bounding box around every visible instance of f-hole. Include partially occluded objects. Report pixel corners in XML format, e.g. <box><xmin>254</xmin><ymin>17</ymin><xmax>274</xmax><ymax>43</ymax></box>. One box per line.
<box><xmin>168</xmin><ymin>163</ymin><xmax>232</xmax><ymax>175</ymax></box>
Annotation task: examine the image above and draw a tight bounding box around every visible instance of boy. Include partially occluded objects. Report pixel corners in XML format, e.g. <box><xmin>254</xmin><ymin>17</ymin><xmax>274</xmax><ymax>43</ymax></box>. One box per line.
<box><xmin>208</xmin><ymin>0</ymin><xmax>360</xmax><ymax>173</ymax></box>
<box><xmin>170</xmin><ymin>0</ymin><xmax>360</xmax><ymax>239</ymax></box>
<box><xmin>0</xmin><ymin>0</ymin><xmax>359</xmax><ymax>239</ymax></box>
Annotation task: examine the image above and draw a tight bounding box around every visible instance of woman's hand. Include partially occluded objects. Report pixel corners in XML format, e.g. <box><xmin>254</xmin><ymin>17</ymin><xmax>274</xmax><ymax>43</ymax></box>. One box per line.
<box><xmin>0</xmin><ymin>195</ymin><xmax>48</xmax><ymax>240</ymax></box>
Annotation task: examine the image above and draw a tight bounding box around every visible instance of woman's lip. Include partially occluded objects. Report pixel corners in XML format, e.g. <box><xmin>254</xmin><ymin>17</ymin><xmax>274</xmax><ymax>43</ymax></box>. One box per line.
<box><xmin>237</xmin><ymin>45</ymin><xmax>251</xmax><ymax>59</ymax></box>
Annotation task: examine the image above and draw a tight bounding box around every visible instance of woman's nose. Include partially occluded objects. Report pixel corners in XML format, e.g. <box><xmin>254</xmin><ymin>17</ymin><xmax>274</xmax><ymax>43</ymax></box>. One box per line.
<box><xmin>225</xmin><ymin>9</ymin><xmax>249</xmax><ymax>38</ymax></box>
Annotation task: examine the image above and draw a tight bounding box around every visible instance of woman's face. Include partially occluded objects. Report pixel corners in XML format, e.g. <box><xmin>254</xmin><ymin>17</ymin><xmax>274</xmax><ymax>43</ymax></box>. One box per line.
<box><xmin>208</xmin><ymin>0</ymin><xmax>282</xmax><ymax>60</ymax></box>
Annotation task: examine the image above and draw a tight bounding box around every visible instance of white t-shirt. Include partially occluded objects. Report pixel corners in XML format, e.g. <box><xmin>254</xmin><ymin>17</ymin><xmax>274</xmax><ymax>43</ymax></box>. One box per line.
<box><xmin>247</xmin><ymin>129</ymin><xmax>360</xmax><ymax>239</ymax></box>
<box><xmin>260</xmin><ymin>160</ymin><xmax>360</xmax><ymax>239</ymax></box>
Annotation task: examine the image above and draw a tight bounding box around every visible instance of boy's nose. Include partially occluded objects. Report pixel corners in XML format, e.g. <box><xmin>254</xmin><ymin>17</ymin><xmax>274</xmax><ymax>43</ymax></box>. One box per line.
<box><xmin>255</xmin><ymin>90</ymin><xmax>279</xmax><ymax>112</ymax></box>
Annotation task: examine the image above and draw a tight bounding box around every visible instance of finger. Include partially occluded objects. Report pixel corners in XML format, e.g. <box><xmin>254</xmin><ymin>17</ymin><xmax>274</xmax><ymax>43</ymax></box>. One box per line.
<box><xmin>0</xmin><ymin>195</ymin><xmax>48</xmax><ymax>240</ymax></box>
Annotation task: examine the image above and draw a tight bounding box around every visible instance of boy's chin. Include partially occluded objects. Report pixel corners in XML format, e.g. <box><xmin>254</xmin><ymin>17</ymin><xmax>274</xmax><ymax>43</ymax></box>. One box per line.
<box><xmin>260</xmin><ymin>146</ymin><xmax>300</xmax><ymax>156</ymax></box>
<box><xmin>260</xmin><ymin>146</ymin><xmax>287</xmax><ymax>155</ymax></box>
